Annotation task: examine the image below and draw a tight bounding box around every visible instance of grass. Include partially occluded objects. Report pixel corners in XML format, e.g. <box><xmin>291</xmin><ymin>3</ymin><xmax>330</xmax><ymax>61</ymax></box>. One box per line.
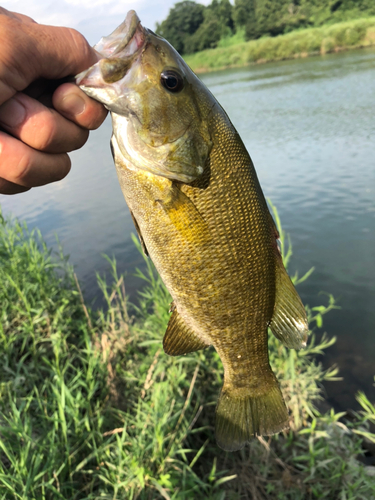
<box><xmin>184</xmin><ymin>17</ymin><xmax>375</xmax><ymax>73</ymax></box>
<box><xmin>0</xmin><ymin>205</ymin><xmax>374</xmax><ymax>499</ymax></box>
<box><xmin>216</xmin><ymin>29</ymin><xmax>246</xmax><ymax>49</ymax></box>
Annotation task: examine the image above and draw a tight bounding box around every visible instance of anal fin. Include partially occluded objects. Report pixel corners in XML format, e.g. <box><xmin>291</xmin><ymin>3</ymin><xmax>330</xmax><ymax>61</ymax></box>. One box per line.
<box><xmin>270</xmin><ymin>256</ymin><xmax>309</xmax><ymax>350</ymax></box>
<box><xmin>163</xmin><ymin>309</ymin><xmax>210</xmax><ymax>356</ymax></box>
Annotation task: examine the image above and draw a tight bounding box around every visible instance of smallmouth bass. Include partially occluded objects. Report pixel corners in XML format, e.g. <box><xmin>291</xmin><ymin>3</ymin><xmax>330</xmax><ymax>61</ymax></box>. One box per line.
<box><xmin>77</xmin><ymin>11</ymin><xmax>309</xmax><ymax>451</ymax></box>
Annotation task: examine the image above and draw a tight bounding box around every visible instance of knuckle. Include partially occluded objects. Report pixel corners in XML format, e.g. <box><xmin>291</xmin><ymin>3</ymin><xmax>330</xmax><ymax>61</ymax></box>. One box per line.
<box><xmin>63</xmin><ymin>27</ymin><xmax>95</xmax><ymax>71</ymax></box>
<box><xmin>13</xmin><ymin>152</ymin><xmax>32</xmax><ymax>184</ymax></box>
<box><xmin>0</xmin><ymin>132</ymin><xmax>71</xmax><ymax>187</ymax></box>
<box><xmin>0</xmin><ymin>18</ymin><xmax>39</xmax><ymax>86</ymax></box>
<box><xmin>35</xmin><ymin>113</ymin><xmax>57</xmax><ymax>151</ymax></box>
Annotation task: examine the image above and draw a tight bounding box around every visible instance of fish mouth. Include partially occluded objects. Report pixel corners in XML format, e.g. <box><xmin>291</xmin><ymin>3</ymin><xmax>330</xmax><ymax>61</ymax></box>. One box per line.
<box><xmin>93</xmin><ymin>10</ymin><xmax>144</xmax><ymax>58</ymax></box>
<box><xmin>76</xmin><ymin>10</ymin><xmax>146</xmax><ymax>87</ymax></box>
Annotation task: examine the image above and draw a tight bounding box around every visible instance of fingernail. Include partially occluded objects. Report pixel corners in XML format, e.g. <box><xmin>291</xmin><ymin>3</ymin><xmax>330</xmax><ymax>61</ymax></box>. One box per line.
<box><xmin>60</xmin><ymin>93</ymin><xmax>86</xmax><ymax>116</ymax></box>
<box><xmin>0</xmin><ymin>97</ymin><xmax>26</xmax><ymax>128</ymax></box>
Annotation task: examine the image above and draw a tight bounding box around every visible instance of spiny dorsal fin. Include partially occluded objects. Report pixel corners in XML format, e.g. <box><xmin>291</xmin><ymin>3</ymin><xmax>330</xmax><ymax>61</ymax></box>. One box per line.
<box><xmin>163</xmin><ymin>309</ymin><xmax>210</xmax><ymax>356</ymax></box>
<box><xmin>129</xmin><ymin>210</ymin><xmax>148</xmax><ymax>256</ymax></box>
<box><xmin>269</xmin><ymin>255</ymin><xmax>309</xmax><ymax>350</ymax></box>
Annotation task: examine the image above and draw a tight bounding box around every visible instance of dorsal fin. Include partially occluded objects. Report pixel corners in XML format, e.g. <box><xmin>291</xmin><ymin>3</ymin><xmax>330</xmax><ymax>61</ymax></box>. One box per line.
<box><xmin>163</xmin><ymin>309</ymin><xmax>210</xmax><ymax>356</ymax></box>
<box><xmin>269</xmin><ymin>255</ymin><xmax>309</xmax><ymax>350</ymax></box>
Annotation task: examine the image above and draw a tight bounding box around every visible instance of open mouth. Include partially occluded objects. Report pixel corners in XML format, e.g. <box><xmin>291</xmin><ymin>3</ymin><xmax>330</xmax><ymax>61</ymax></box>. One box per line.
<box><xmin>76</xmin><ymin>10</ymin><xmax>146</xmax><ymax>87</ymax></box>
<box><xmin>93</xmin><ymin>10</ymin><xmax>145</xmax><ymax>58</ymax></box>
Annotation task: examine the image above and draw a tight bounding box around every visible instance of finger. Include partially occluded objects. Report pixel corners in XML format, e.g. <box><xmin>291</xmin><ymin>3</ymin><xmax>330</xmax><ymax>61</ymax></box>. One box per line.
<box><xmin>0</xmin><ymin>177</ymin><xmax>30</xmax><ymax>195</ymax></box>
<box><xmin>53</xmin><ymin>83</ymin><xmax>108</xmax><ymax>130</ymax></box>
<box><xmin>0</xmin><ymin>92</ymin><xmax>89</xmax><ymax>154</ymax></box>
<box><xmin>0</xmin><ymin>16</ymin><xmax>98</xmax><ymax>104</ymax></box>
<box><xmin>0</xmin><ymin>131</ymin><xmax>71</xmax><ymax>187</ymax></box>
<box><xmin>0</xmin><ymin>7</ymin><xmax>35</xmax><ymax>23</ymax></box>
<box><xmin>35</xmin><ymin>25</ymin><xmax>99</xmax><ymax>77</ymax></box>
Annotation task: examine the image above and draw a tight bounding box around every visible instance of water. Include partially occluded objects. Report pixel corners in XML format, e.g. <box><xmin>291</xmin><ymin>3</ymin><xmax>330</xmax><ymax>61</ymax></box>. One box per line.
<box><xmin>2</xmin><ymin>48</ymin><xmax>375</xmax><ymax>410</ymax></box>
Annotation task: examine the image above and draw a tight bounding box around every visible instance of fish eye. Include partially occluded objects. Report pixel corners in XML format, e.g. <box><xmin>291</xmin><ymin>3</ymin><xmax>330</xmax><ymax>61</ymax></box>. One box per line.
<box><xmin>160</xmin><ymin>70</ymin><xmax>184</xmax><ymax>93</ymax></box>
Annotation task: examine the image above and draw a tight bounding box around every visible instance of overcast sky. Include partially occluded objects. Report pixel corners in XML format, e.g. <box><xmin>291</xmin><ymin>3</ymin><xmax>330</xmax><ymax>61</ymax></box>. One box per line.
<box><xmin>2</xmin><ymin>0</ymin><xmax>209</xmax><ymax>45</ymax></box>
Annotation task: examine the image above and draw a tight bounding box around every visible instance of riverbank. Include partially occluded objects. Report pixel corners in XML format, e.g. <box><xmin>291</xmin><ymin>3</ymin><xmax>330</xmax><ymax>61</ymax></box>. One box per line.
<box><xmin>184</xmin><ymin>17</ymin><xmax>375</xmax><ymax>73</ymax></box>
<box><xmin>1</xmin><ymin>207</ymin><xmax>374</xmax><ymax>498</ymax></box>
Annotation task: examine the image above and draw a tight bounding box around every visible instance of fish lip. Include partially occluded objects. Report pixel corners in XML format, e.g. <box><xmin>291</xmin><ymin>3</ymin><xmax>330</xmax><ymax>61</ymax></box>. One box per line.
<box><xmin>76</xmin><ymin>65</ymin><xmax>100</xmax><ymax>88</ymax></box>
<box><xmin>76</xmin><ymin>10</ymin><xmax>146</xmax><ymax>86</ymax></box>
<box><xmin>94</xmin><ymin>10</ymin><xmax>144</xmax><ymax>58</ymax></box>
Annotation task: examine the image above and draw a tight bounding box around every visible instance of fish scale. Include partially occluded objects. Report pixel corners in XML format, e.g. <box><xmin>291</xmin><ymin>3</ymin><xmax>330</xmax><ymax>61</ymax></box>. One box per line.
<box><xmin>77</xmin><ymin>9</ymin><xmax>309</xmax><ymax>451</ymax></box>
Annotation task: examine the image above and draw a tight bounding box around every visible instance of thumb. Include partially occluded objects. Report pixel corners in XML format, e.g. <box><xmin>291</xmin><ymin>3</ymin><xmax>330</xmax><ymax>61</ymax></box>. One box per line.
<box><xmin>32</xmin><ymin>24</ymin><xmax>99</xmax><ymax>79</ymax></box>
<box><xmin>0</xmin><ymin>12</ymin><xmax>97</xmax><ymax>104</ymax></box>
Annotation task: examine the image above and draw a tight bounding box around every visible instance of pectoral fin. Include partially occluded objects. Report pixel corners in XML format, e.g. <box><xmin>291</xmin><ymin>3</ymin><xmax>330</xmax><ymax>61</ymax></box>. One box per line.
<box><xmin>130</xmin><ymin>210</ymin><xmax>148</xmax><ymax>256</ymax></box>
<box><xmin>269</xmin><ymin>256</ymin><xmax>309</xmax><ymax>350</ymax></box>
<box><xmin>157</xmin><ymin>184</ymin><xmax>211</xmax><ymax>245</ymax></box>
<box><xmin>163</xmin><ymin>309</ymin><xmax>210</xmax><ymax>356</ymax></box>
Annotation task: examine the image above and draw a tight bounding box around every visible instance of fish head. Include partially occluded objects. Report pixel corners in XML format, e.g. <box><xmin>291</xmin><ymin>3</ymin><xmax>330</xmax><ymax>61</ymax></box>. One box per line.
<box><xmin>76</xmin><ymin>10</ymin><xmax>213</xmax><ymax>183</ymax></box>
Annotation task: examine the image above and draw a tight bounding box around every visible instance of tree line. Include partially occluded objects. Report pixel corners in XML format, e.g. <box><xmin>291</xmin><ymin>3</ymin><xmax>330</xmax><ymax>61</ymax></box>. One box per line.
<box><xmin>156</xmin><ymin>0</ymin><xmax>375</xmax><ymax>54</ymax></box>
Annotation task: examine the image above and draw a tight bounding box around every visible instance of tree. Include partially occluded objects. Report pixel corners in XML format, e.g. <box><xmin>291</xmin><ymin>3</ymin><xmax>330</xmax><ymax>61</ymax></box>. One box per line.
<box><xmin>184</xmin><ymin>8</ymin><xmax>222</xmax><ymax>53</ymax></box>
<box><xmin>242</xmin><ymin>0</ymin><xmax>258</xmax><ymax>39</ymax></box>
<box><xmin>157</xmin><ymin>0</ymin><xmax>375</xmax><ymax>54</ymax></box>
<box><xmin>202</xmin><ymin>0</ymin><xmax>234</xmax><ymax>38</ymax></box>
<box><xmin>233</xmin><ymin>0</ymin><xmax>255</xmax><ymax>30</ymax></box>
<box><xmin>156</xmin><ymin>1</ymin><xmax>205</xmax><ymax>54</ymax></box>
<box><xmin>218</xmin><ymin>0</ymin><xmax>235</xmax><ymax>36</ymax></box>
<box><xmin>255</xmin><ymin>0</ymin><xmax>289</xmax><ymax>37</ymax></box>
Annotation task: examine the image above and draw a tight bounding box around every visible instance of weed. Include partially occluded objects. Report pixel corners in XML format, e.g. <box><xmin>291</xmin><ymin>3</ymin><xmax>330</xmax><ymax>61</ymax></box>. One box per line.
<box><xmin>0</xmin><ymin>206</ymin><xmax>374</xmax><ymax>499</ymax></box>
<box><xmin>184</xmin><ymin>17</ymin><xmax>375</xmax><ymax>73</ymax></box>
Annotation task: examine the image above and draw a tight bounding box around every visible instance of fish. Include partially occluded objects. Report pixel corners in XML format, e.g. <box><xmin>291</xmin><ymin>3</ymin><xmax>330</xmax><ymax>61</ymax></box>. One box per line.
<box><xmin>76</xmin><ymin>10</ymin><xmax>309</xmax><ymax>452</ymax></box>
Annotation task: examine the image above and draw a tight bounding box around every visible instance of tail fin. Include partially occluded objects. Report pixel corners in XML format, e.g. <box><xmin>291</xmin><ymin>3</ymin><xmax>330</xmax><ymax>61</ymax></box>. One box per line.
<box><xmin>215</xmin><ymin>381</ymin><xmax>289</xmax><ymax>451</ymax></box>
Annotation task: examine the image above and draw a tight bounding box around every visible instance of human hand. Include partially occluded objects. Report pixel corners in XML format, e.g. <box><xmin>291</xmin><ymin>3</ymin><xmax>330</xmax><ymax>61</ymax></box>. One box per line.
<box><xmin>0</xmin><ymin>8</ymin><xmax>107</xmax><ymax>194</ymax></box>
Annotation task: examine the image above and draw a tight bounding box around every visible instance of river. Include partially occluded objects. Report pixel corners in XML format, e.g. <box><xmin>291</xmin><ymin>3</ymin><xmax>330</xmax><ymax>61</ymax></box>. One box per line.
<box><xmin>1</xmin><ymin>47</ymin><xmax>375</xmax><ymax>411</ymax></box>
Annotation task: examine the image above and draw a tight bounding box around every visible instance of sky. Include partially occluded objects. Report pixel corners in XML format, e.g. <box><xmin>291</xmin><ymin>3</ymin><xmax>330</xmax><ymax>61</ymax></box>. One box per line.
<box><xmin>2</xmin><ymin>0</ymin><xmax>207</xmax><ymax>45</ymax></box>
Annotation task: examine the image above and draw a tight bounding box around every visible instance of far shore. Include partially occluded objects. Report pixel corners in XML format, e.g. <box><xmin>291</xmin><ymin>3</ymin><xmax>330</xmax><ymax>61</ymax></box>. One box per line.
<box><xmin>184</xmin><ymin>17</ymin><xmax>375</xmax><ymax>74</ymax></box>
